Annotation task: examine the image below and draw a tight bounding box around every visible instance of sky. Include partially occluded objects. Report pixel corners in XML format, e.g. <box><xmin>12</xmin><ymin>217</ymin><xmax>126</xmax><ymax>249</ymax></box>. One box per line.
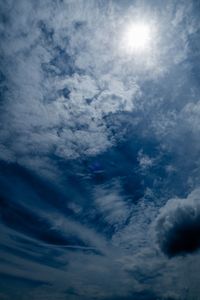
<box><xmin>0</xmin><ymin>0</ymin><xmax>200</xmax><ymax>299</ymax></box>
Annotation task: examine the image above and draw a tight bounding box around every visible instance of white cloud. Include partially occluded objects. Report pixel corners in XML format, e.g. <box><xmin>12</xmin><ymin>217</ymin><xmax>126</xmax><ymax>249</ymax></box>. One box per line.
<box><xmin>1</xmin><ymin>0</ymin><xmax>195</xmax><ymax>174</ymax></box>
<box><xmin>137</xmin><ymin>150</ymin><xmax>155</xmax><ymax>170</ymax></box>
<box><xmin>94</xmin><ymin>181</ymin><xmax>130</xmax><ymax>227</ymax></box>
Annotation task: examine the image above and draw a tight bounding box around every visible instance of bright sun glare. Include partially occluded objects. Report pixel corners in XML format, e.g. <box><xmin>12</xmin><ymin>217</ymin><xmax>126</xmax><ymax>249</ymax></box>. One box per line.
<box><xmin>122</xmin><ymin>22</ymin><xmax>152</xmax><ymax>53</ymax></box>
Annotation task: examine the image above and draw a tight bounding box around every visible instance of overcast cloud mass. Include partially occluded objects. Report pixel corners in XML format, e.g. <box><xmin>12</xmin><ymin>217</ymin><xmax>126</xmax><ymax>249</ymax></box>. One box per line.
<box><xmin>1</xmin><ymin>0</ymin><xmax>200</xmax><ymax>299</ymax></box>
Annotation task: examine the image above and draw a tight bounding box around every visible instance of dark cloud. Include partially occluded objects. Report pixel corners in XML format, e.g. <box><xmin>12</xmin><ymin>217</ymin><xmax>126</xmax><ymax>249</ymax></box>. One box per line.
<box><xmin>155</xmin><ymin>189</ymin><xmax>200</xmax><ymax>257</ymax></box>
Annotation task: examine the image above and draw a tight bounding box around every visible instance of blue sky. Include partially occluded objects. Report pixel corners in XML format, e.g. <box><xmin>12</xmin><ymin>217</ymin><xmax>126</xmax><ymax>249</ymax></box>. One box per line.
<box><xmin>1</xmin><ymin>0</ymin><xmax>200</xmax><ymax>299</ymax></box>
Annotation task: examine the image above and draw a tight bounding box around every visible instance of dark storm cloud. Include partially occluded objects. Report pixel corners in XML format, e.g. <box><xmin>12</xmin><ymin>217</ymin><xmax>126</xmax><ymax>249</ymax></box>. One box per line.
<box><xmin>155</xmin><ymin>189</ymin><xmax>200</xmax><ymax>257</ymax></box>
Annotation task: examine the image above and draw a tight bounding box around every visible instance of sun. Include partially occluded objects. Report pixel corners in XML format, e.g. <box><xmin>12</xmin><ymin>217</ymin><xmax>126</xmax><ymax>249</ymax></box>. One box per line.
<box><xmin>122</xmin><ymin>22</ymin><xmax>152</xmax><ymax>53</ymax></box>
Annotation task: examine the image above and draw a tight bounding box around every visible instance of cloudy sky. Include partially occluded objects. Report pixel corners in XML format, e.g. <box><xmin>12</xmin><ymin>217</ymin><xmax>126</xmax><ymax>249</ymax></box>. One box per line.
<box><xmin>1</xmin><ymin>0</ymin><xmax>200</xmax><ymax>299</ymax></box>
